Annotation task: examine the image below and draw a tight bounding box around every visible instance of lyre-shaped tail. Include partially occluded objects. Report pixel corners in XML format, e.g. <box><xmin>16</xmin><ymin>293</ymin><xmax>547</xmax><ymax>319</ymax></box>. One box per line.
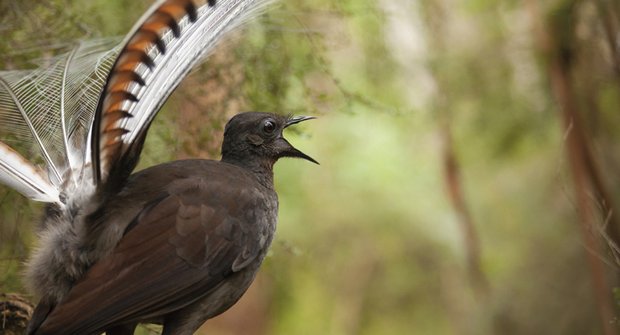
<box><xmin>91</xmin><ymin>0</ymin><xmax>272</xmax><ymax>189</ymax></box>
<box><xmin>0</xmin><ymin>0</ymin><xmax>271</xmax><ymax>203</ymax></box>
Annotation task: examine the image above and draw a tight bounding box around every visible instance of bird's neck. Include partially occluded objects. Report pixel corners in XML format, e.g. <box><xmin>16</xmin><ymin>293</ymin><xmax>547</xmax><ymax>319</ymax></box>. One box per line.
<box><xmin>221</xmin><ymin>156</ymin><xmax>275</xmax><ymax>189</ymax></box>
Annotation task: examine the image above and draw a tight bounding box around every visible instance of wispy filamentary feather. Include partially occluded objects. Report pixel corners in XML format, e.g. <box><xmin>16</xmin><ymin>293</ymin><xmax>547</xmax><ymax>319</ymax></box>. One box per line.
<box><xmin>0</xmin><ymin>38</ymin><xmax>120</xmax><ymax>202</ymax></box>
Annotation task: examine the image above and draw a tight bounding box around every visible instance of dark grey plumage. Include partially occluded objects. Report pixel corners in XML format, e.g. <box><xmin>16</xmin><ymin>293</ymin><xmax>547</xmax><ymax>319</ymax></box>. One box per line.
<box><xmin>27</xmin><ymin>112</ymin><xmax>316</xmax><ymax>335</ymax></box>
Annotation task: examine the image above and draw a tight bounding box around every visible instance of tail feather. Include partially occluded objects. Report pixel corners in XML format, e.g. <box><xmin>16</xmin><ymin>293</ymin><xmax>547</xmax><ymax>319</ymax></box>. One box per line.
<box><xmin>0</xmin><ymin>38</ymin><xmax>120</xmax><ymax>203</ymax></box>
<box><xmin>0</xmin><ymin>142</ymin><xmax>59</xmax><ymax>203</ymax></box>
<box><xmin>0</xmin><ymin>76</ymin><xmax>63</xmax><ymax>184</ymax></box>
<box><xmin>91</xmin><ymin>0</ymin><xmax>272</xmax><ymax>188</ymax></box>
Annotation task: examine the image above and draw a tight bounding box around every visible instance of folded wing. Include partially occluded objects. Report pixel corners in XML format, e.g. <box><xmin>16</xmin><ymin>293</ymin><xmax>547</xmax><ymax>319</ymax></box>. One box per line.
<box><xmin>34</xmin><ymin>175</ymin><xmax>265</xmax><ymax>334</ymax></box>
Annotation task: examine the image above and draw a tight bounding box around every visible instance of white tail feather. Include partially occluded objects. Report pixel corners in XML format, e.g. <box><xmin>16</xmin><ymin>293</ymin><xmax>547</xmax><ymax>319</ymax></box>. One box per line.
<box><xmin>0</xmin><ymin>76</ymin><xmax>63</xmax><ymax>184</ymax></box>
<box><xmin>0</xmin><ymin>39</ymin><xmax>120</xmax><ymax>201</ymax></box>
<box><xmin>0</xmin><ymin>142</ymin><xmax>59</xmax><ymax>203</ymax></box>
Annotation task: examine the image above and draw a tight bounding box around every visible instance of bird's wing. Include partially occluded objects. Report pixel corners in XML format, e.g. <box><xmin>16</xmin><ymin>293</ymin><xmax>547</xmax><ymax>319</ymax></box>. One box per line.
<box><xmin>34</xmin><ymin>175</ymin><xmax>270</xmax><ymax>335</ymax></box>
<box><xmin>90</xmin><ymin>0</ymin><xmax>272</xmax><ymax>190</ymax></box>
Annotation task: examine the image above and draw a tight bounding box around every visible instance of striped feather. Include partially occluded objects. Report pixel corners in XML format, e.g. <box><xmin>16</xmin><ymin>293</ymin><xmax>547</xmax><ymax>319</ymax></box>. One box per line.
<box><xmin>91</xmin><ymin>0</ymin><xmax>272</xmax><ymax>186</ymax></box>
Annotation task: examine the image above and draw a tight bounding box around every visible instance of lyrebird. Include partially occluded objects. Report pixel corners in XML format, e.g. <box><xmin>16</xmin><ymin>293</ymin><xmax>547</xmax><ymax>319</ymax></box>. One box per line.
<box><xmin>0</xmin><ymin>0</ymin><xmax>316</xmax><ymax>334</ymax></box>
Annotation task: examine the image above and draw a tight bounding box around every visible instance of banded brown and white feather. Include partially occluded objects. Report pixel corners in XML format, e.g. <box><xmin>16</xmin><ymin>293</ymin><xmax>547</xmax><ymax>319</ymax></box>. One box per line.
<box><xmin>92</xmin><ymin>0</ymin><xmax>273</xmax><ymax>186</ymax></box>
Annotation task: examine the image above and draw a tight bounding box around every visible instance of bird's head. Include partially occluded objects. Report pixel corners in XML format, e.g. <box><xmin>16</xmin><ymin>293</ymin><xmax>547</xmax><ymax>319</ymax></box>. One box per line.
<box><xmin>221</xmin><ymin>112</ymin><xmax>317</xmax><ymax>168</ymax></box>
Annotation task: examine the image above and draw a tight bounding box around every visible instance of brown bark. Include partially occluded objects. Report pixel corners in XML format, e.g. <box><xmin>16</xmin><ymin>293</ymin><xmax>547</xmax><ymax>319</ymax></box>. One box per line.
<box><xmin>0</xmin><ymin>293</ymin><xmax>33</xmax><ymax>334</ymax></box>
<box><xmin>419</xmin><ymin>0</ymin><xmax>491</xmax><ymax>302</ymax></box>
<box><xmin>525</xmin><ymin>1</ymin><xmax>617</xmax><ymax>334</ymax></box>
<box><xmin>441</xmin><ymin>121</ymin><xmax>490</xmax><ymax>299</ymax></box>
<box><xmin>595</xmin><ymin>0</ymin><xmax>620</xmax><ymax>84</ymax></box>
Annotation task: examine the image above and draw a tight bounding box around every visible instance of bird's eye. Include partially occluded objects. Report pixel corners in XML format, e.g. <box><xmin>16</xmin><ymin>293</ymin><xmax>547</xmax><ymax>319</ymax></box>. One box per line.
<box><xmin>262</xmin><ymin>120</ymin><xmax>276</xmax><ymax>134</ymax></box>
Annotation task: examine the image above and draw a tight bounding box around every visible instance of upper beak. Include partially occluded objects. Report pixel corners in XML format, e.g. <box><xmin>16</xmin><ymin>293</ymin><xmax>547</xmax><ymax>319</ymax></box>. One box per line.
<box><xmin>285</xmin><ymin>115</ymin><xmax>316</xmax><ymax>128</ymax></box>
<box><xmin>280</xmin><ymin>116</ymin><xmax>319</xmax><ymax>164</ymax></box>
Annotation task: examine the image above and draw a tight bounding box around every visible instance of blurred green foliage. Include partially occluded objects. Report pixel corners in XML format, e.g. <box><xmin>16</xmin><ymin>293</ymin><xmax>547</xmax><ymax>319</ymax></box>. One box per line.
<box><xmin>2</xmin><ymin>0</ymin><xmax>620</xmax><ymax>334</ymax></box>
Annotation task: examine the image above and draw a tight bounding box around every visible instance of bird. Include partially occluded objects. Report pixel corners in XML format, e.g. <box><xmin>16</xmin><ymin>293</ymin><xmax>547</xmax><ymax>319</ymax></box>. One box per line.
<box><xmin>28</xmin><ymin>112</ymin><xmax>316</xmax><ymax>335</ymax></box>
<box><xmin>0</xmin><ymin>0</ymin><xmax>317</xmax><ymax>334</ymax></box>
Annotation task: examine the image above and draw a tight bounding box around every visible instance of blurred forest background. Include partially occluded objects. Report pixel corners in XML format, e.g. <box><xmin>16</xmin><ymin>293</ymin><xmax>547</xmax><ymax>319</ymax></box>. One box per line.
<box><xmin>1</xmin><ymin>0</ymin><xmax>620</xmax><ymax>334</ymax></box>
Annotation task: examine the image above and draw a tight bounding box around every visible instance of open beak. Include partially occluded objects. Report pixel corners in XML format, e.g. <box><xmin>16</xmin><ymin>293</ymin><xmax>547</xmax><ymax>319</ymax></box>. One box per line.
<box><xmin>280</xmin><ymin>116</ymin><xmax>319</xmax><ymax>164</ymax></box>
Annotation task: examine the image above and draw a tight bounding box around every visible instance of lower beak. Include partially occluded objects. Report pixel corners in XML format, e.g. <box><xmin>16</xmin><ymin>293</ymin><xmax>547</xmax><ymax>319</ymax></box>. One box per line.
<box><xmin>280</xmin><ymin>116</ymin><xmax>318</xmax><ymax>164</ymax></box>
<box><xmin>282</xmin><ymin>144</ymin><xmax>319</xmax><ymax>164</ymax></box>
